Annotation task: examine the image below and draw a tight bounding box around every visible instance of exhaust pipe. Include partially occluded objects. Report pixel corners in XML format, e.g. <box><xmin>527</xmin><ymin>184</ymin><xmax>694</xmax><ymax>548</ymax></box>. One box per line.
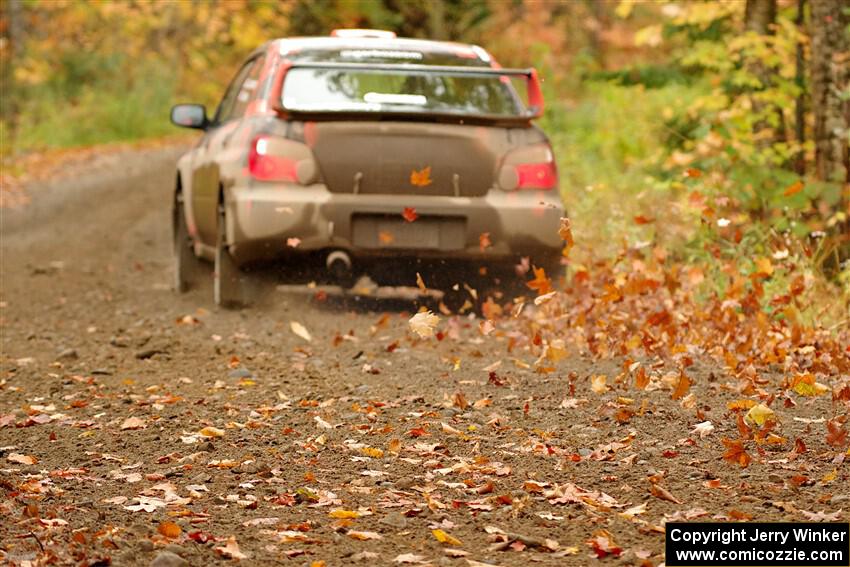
<box><xmin>326</xmin><ymin>250</ymin><xmax>354</xmax><ymax>288</ymax></box>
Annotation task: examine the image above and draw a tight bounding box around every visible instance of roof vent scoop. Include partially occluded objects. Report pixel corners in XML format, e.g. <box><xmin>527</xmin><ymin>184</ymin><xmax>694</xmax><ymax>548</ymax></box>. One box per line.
<box><xmin>330</xmin><ymin>29</ymin><xmax>397</xmax><ymax>39</ymax></box>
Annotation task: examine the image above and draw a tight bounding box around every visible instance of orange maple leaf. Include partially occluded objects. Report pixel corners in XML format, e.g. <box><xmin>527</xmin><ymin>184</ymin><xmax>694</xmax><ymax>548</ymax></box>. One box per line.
<box><xmin>671</xmin><ymin>371</ymin><xmax>691</xmax><ymax>400</ymax></box>
<box><xmin>526</xmin><ymin>266</ymin><xmax>552</xmax><ymax>295</ymax></box>
<box><xmin>722</xmin><ymin>438</ymin><xmax>751</xmax><ymax>468</ymax></box>
<box><xmin>410</xmin><ymin>166</ymin><xmax>432</xmax><ymax>187</ymax></box>
<box><xmin>635</xmin><ymin>366</ymin><xmax>649</xmax><ymax>390</ymax></box>
<box><xmin>401</xmin><ymin>207</ymin><xmax>418</xmax><ymax>223</ymax></box>
<box><xmin>826</xmin><ymin>417</ymin><xmax>848</xmax><ymax>448</ymax></box>
<box><xmin>479</xmin><ymin>232</ymin><xmax>492</xmax><ymax>251</ymax></box>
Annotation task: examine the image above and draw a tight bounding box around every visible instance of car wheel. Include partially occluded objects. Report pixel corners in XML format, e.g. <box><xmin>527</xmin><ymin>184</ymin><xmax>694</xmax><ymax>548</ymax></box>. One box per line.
<box><xmin>173</xmin><ymin>194</ymin><xmax>203</xmax><ymax>293</ymax></box>
<box><xmin>214</xmin><ymin>206</ymin><xmax>244</xmax><ymax>309</ymax></box>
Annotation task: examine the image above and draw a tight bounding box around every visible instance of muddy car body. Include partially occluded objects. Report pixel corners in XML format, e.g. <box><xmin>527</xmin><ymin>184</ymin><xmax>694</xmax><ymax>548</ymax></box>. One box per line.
<box><xmin>171</xmin><ymin>30</ymin><xmax>565</xmax><ymax>306</ymax></box>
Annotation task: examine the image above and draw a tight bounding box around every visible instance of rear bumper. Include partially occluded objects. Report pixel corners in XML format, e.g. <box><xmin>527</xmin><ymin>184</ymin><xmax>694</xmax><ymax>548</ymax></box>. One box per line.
<box><xmin>225</xmin><ymin>182</ymin><xmax>564</xmax><ymax>265</ymax></box>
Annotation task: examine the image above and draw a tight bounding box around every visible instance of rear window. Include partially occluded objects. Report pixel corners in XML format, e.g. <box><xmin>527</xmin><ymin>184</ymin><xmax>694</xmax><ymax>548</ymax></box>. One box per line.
<box><xmin>281</xmin><ymin>67</ymin><xmax>524</xmax><ymax>117</ymax></box>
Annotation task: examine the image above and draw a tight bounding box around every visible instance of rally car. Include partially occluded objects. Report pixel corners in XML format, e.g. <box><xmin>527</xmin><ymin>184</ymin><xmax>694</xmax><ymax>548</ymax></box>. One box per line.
<box><xmin>170</xmin><ymin>29</ymin><xmax>564</xmax><ymax>308</ymax></box>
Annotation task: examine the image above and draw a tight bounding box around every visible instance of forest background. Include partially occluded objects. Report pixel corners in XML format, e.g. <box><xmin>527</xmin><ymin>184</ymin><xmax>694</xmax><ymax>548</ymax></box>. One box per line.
<box><xmin>1</xmin><ymin>0</ymin><xmax>848</xmax><ymax>321</ymax></box>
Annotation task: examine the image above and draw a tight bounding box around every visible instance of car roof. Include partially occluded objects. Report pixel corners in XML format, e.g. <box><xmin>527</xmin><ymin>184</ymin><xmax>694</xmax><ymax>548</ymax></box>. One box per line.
<box><xmin>271</xmin><ymin>36</ymin><xmax>492</xmax><ymax>64</ymax></box>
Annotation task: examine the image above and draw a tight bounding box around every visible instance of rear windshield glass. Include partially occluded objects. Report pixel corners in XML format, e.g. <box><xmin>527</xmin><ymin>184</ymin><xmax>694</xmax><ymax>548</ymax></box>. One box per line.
<box><xmin>281</xmin><ymin>68</ymin><xmax>524</xmax><ymax>117</ymax></box>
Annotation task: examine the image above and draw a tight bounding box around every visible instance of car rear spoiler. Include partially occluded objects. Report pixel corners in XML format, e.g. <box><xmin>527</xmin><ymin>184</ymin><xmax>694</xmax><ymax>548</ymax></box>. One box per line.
<box><xmin>269</xmin><ymin>60</ymin><xmax>545</xmax><ymax>121</ymax></box>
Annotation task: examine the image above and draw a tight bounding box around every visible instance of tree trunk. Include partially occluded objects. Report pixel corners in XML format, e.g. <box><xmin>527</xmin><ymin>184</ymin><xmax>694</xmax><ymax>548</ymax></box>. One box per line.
<box><xmin>744</xmin><ymin>0</ymin><xmax>785</xmax><ymax>148</ymax></box>
<box><xmin>809</xmin><ymin>0</ymin><xmax>850</xmax><ymax>185</ymax></box>
<box><xmin>745</xmin><ymin>0</ymin><xmax>776</xmax><ymax>33</ymax></box>
<box><xmin>2</xmin><ymin>0</ymin><xmax>24</xmax><ymax>151</ymax></box>
<box><xmin>793</xmin><ymin>0</ymin><xmax>806</xmax><ymax>175</ymax></box>
<box><xmin>427</xmin><ymin>0</ymin><xmax>447</xmax><ymax>41</ymax></box>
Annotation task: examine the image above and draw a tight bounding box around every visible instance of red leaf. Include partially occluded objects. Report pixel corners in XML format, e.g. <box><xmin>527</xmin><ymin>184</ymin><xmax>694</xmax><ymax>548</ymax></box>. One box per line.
<box><xmin>402</xmin><ymin>207</ymin><xmax>418</xmax><ymax>223</ymax></box>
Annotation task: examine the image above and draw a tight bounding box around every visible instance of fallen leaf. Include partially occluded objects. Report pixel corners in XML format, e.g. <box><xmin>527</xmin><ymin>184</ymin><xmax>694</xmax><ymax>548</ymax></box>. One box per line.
<box><xmin>800</xmin><ymin>509</ymin><xmax>843</xmax><ymax>521</ymax></box>
<box><xmin>329</xmin><ymin>509</ymin><xmax>360</xmax><ymax>519</ymax></box>
<box><xmin>649</xmin><ymin>483</ymin><xmax>681</xmax><ymax>504</ymax></box>
<box><xmin>8</xmin><ymin>453</ymin><xmax>37</xmax><ymax>465</ymax></box>
<box><xmin>432</xmin><ymin>529</ymin><xmax>462</xmax><ymax>546</ymax></box>
<box><xmin>215</xmin><ymin>536</ymin><xmax>248</xmax><ymax>559</ymax></box>
<box><xmin>199</xmin><ymin>426</ymin><xmax>225</xmax><ymax>438</ymax></box>
<box><xmin>157</xmin><ymin>521</ymin><xmax>181</xmax><ymax>539</ymax></box>
<box><xmin>395</xmin><ymin>553</ymin><xmax>426</xmax><ymax>564</ymax></box>
<box><xmin>120</xmin><ymin>416</ymin><xmax>146</xmax><ymax>430</ymax></box>
<box><xmin>347</xmin><ymin>530</ymin><xmax>382</xmax><ymax>541</ymax></box>
<box><xmin>586</xmin><ymin>529</ymin><xmax>622</xmax><ymax>558</ymax></box>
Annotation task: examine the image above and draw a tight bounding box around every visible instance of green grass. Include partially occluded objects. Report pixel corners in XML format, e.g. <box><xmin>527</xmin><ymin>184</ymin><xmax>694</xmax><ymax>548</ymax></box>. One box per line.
<box><xmin>546</xmin><ymin>80</ymin><xmax>707</xmax><ymax>256</ymax></box>
<box><xmin>11</xmin><ymin>63</ymin><xmax>177</xmax><ymax>153</ymax></box>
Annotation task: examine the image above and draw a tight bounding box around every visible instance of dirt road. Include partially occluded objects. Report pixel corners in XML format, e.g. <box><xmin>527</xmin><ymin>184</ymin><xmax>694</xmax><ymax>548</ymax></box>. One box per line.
<box><xmin>1</xmin><ymin>146</ymin><xmax>847</xmax><ymax>566</ymax></box>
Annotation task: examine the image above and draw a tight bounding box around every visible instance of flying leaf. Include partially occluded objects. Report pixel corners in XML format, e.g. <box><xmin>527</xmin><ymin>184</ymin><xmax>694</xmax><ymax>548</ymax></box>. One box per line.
<box><xmin>671</xmin><ymin>372</ymin><xmax>691</xmax><ymax>400</ymax></box>
<box><xmin>479</xmin><ymin>232</ymin><xmax>492</xmax><ymax>251</ymax></box>
<box><xmin>402</xmin><ymin>207</ymin><xmax>419</xmax><ymax>223</ymax></box>
<box><xmin>783</xmin><ymin>180</ymin><xmax>804</xmax><ymax>197</ymax></box>
<box><xmin>415</xmin><ymin>272</ymin><xmax>427</xmax><ymax>292</ymax></box>
<box><xmin>790</xmin><ymin>373</ymin><xmax>829</xmax><ymax>397</ymax></box>
<box><xmin>722</xmin><ymin>438</ymin><xmax>751</xmax><ymax>468</ymax></box>
<box><xmin>558</xmin><ymin>217</ymin><xmax>575</xmax><ymax>258</ymax></box>
<box><xmin>754</xmin><ymin>257</ymin><xmax>774</xmax><ymax>277</ymax></box>
<box><xmin>590</xmin><ymin>374</ymin><xmax>608</xmax><ymax>394</ymax></box>
<box><xmin>744</xmin><ymin>404</ymin><xmax>775</xmax><ymax>427</ymax></box>
<box><xmin>409</xmin><ymin>166</ymin><xmax>432</xmax><ymax>187</ymax></box>
<box><xmin>826</xmin><ymin>418</ymin><xmax>848</xmax><ymax>448</ymax></box>
<box><xmin>290</xmin><ymin>321</ymin><xmax>312</xmax><ymax>342</ymax></box>
<box><xmin>691</xmin><ymin>421</ymin><xmax>715</xmax><ymax>438</ymax></box>
<box><xmin>409</xmin><ymin>311</ymin><xmax>440</xmax><ymax>338</ymax></box>
<box><xmin>526</xmin><ymin>266</ymin><xmax>552</xmax><ymax>295</ymax></box>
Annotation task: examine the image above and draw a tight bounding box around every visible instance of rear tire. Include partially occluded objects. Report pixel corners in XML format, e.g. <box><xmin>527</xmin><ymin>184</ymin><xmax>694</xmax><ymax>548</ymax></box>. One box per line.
<box><xmin>173</xmin><ymin>194</ymin><xmax>203</xmax><ymax>293</ymax></box>
<box><xmin>214</xmin><ymin>206</ymin><xmax>244</xmax><ymax>309</ymax></box>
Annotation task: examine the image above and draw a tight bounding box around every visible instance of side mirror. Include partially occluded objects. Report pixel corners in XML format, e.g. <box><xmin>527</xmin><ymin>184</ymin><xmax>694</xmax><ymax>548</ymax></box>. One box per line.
<box><xmin>170</xmin><ymin>104</ymin><xmax>208</xmax><ymax>130</ymax></box>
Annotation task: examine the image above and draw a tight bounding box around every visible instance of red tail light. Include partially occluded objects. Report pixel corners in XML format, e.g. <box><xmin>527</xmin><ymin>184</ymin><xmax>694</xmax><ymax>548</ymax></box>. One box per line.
<box><xmin>248</xmin><ymin>135</ymin><xmax>297</xmax><ymax>182</ymax></box>
<box><xmin>498</xmin><ymin>144</ymin><xmax>557</xmax><ymax>191</ymax></box>
<box><xmin>515</xmin><ymin>161</ymin><xmax>557</xmax><ymax>189</ymax></box>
